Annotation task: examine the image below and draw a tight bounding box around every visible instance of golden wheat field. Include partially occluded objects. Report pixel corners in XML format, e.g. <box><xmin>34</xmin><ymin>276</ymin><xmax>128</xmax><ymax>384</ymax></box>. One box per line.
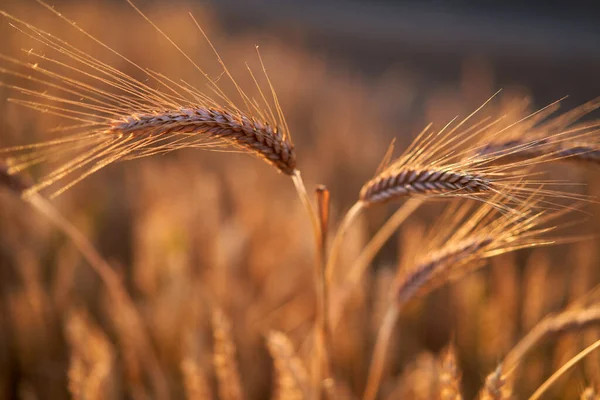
<box><xmin>1</xmin><ymin>1</ymin><xmax>600</xmax><ymax>399</ymax></box>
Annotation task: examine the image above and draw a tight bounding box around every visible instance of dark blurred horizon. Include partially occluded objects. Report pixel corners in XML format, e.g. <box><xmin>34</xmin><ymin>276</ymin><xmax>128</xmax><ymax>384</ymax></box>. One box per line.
<box><xmin>207</xmin><ymin>0</ymin><xmax>600</xmax><ymax>106</ymax></box>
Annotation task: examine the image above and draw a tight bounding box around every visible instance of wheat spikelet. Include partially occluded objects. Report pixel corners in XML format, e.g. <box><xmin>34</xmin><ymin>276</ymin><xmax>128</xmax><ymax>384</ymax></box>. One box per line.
<box><xmin>0</xmin><ymin>2</ymin><xmax>296</xmax><ymax>199</ymax></box>
<box><xmin>66</xmin><ymin>310</ymin><xmax>115</xmax><ymax>400</ymax></box>
<box><xmin>212</xmin><ymin>308</ymin><xmax>245</xmax><ymax>400</ymax></box>
<box><xmin>181</xmin><ymin>357</ymin><xmax>212</xmax><ymax>400</ymax></box>
<box><xmin>266</xmin><ymin>330</ymin><xmax>309</xmax><ymax>400</ymax></box>
<box><xmin>437</xmin><ymin>344</ymin><xmax>463</xmax><ymax>400</ymax></box>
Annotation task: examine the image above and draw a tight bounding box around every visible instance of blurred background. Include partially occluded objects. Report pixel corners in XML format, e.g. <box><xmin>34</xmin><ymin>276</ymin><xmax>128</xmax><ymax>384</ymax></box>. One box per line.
<box><xmin>1</xmin><ymin>1</ymin><xmax>600</xmax><ymax>399</ymax></box>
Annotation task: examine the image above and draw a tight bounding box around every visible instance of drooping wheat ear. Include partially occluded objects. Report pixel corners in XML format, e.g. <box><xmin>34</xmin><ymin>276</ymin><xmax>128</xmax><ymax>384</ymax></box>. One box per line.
<box><xmin>438</xmin><ymin>344</ymin><xmax>463</xmax><ymax>400</ymax></box>
<box><xmin>363</xmin><ymin>190</ymin><xmax>564</xmax><ymax>400</ymax></box>
<box><xmin>110</xmin><ymin>108</ymin><xmax>296</xmax><ymax>174</ymax></box>
<box><xmin>212</xmin><ymin>308</ymin><xmax>245</xmax><ymax>400</ymax></box>
<box><xmin>266</xmin><ymin>331</ymin><xmax>310</xmax><ymax>400</ymax></box>
<box><xmin>0</xmin><ymin>4</ymin><xmax>298</xmax><ymax>199</ymax></box>
<box><xmin>393</xmin><ymin>189</ymin><xmax>560</xmax><ymax>307</ymax></box>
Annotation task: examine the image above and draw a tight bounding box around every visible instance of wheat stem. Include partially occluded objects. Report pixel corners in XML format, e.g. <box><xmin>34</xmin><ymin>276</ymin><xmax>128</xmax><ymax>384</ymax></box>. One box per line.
<box><xmin>362</xmin><ymin>305</ymin><xmax>399</xmax><ymax>400</ymax></box>
<box><xmin>325</xmin><ymin>201</ymin><xmax>365</xmax><ymax>285</ymax></box>
<box><xmin>329</xmin><ymin>198</ymin><xmax>423</xmax><ymax>332</ymax></box>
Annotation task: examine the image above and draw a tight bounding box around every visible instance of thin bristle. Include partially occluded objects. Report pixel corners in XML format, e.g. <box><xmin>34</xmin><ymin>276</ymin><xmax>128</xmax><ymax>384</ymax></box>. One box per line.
<box><xmin>0</xmin><ymin>160</ymin><xmax>32</xmax><ymax>194</ymax></box>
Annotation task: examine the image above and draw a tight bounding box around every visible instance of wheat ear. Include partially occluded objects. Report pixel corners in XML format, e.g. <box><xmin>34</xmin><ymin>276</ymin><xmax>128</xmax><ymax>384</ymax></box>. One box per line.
<box><xmin>0</xmin><ymin>5</ymin><xmax>298</xmax><ymax>199</ymax></box>
<box><xmin>266</xmin><ymin>331</ymin><xmax>310</xmax><ymax>400</ymax></box>
<box><xmin>438</xmin><ymin>344</ymin><xmax>463</xmax><ymax>400</ymax></box>
<box><xmin>212</xmin><ymin>308</ymin><xmax>245</xmax><ymax>400</ymax></box>
<box><xmin>181</xmin><ymin>357</ymin><xmax>212</xmax><ymax>400</ymax></box>
<box><xmin>363</xmin><ymin>190</ymin><xmax>562</xmax><ymax>400</ymax></box>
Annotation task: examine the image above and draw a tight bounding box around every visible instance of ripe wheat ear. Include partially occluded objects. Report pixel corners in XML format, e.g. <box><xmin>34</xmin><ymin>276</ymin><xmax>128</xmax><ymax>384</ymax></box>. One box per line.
<box><xmin>0</xmin><ymin>3</ymin><xmax>296</xmax><ymax>199</ymax></box>
<box><xmin>360</xmin><ymin>98</ymin><xmax>600</xmax><ymax>209</ymax></box>
<box><xmin>363</xmin><ymin>188</ymin><xmax>574</xmax><ymax>400</ymax></box>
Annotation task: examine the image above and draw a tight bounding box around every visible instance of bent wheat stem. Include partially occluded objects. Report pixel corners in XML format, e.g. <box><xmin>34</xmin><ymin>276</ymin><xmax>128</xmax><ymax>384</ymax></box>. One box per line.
<box><xmin>325</xmin><ymin>201</ymin><xmax>365</xmax><ymax>284</ymax></box>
